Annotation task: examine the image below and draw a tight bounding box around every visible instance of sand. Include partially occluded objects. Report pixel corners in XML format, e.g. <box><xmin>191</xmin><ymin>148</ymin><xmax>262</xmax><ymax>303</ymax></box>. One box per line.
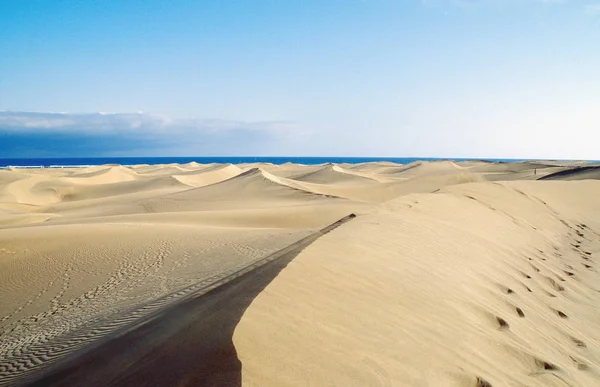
<box><xmin>1</xmin><ymin>160</ymin><xmax>599</xmax><ymax>386</ymax></box>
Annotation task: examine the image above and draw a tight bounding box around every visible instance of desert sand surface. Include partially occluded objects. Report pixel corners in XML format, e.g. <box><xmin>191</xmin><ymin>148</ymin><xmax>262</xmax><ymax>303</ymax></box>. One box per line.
<box><xmin>1</xmin><ymin>160</ymin><xmax>600</xmax><ymax>386</ymax></box>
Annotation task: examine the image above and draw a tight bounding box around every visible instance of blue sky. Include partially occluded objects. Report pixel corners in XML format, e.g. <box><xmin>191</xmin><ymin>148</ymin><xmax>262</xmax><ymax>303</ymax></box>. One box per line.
<box><xmin>1</xmin><ymin>0</ymin><xmax>599</xmax><ymax>158</ymax></box>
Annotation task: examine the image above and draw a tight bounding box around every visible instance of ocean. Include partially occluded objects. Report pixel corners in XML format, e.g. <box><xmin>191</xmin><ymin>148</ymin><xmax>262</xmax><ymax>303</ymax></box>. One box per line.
<box><xmin>0</xmin><ymin>157</ymin><xmax>526</xmax><ymax>168</ymax></box>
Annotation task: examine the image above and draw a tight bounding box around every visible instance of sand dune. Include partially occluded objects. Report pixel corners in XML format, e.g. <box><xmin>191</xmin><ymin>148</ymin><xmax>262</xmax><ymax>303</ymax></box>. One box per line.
<box><xmin>342</xmin><ymin>161</ymin><xmax>400</xmax><ymax>172</ymax></box>
<box><xmin>0</xmin><ymin>170</ymin><xmax>29</xmax><ymax>185</ymax></box>
<box><xmin>374</xmin><ymin>160</ymin><xmax>424</xmax><ymax>175</ymax></box>
<box><xmin>2</xmin><ymin>174</ymin><xmax>62</xmax><ymax>206</ymax></box>
<box><xmin>373</xmin><ymin>160</ymin><xmax>465</xmax><ymax>178</ymax></box>
<box><xmin>292</xmin><ymin>164</ymin><xmax>381</xmax><ymax>185</ymax></box>
<box><xmin>539</xmin><ymin>166</ymin><xmax>600</xmax><ymax>181</ymax></box>
<box><xmin>234</xmin><ymin>180</ymin><xmax>600</xmax><ymax>387</ymax></box>
<box><xmin>279</xmin><ymin>162</ymin><xmax>484</xmax><ymax>202</ymax></box>
<box><xmin>130</xmin><ymin>163</ymin><xmax>193</xmax><ymax>175</ymax></box>
<box><xmin>1</xmin><ymin>160</ymin><xmax>600</xmax><ymax>386</ymax></box>
<box><xmin>172</xmin><ymin>164</ymin><xmax>243</xmax><ymax>187</ymax></box>
<box><xmin>66</xmin><ymin>165</ymin><xmax>140</xmax><ymax>183</ymax></box>
<box><xmin>257</xmin><ymin>163</ymin><xmax>325</xmax><ymax>178</ymax></box>
<box><xmin>135</xmin><ymin>167</ymin><xmax>342</xmax><ymax>214</ymax></box>
<box><xmin>37</xmin><ymin>175</ymin><xmax>189</xmax><ymax>202</ymax></box>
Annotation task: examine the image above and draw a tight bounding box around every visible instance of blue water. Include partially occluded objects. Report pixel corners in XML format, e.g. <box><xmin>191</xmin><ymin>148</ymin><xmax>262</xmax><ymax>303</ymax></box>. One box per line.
<box><xmin>0</xmin><ymin>157</ymin><xmax>530</xmax><ymax>168</ymax></box>
<box><xmin>0</xmin><ymin>157</ymin><xmax>525</xmax><ymax>168</ymax></box>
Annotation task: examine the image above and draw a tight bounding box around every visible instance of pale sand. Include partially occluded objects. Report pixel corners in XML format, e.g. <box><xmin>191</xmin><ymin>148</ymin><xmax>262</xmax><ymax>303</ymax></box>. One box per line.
<box><xmin>1</xmin><ymin>160</ymin><xmax>599</xmax><ymax>386</ymax></box>
<box><xmin>234</xmin><ymin>179</ymin><xmax>600</xmax><ymax>386</ymax></box>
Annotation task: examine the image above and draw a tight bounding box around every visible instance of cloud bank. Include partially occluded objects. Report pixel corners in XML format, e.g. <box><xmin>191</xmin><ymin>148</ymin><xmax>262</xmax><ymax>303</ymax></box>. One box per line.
<box><xmin>0</xmin><ymin>111</ymin><xmax>305</xmax><ymax>157</ymax></box>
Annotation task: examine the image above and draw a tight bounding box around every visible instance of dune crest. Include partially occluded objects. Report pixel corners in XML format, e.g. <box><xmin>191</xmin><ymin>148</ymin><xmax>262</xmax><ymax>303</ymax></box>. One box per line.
<box><xmin>172</xmin><ymin>164</ymin><xmax>243</xmax><ymax>187</ymax></box>
<box><xmin>234</xmin><ymin>180</ymin><xmax>600</xmax><ymax>387</ymax></box>
<box><xmin>1</xmin><ymin>160</ymin><xmax>599</xmax><ymax>386</ymax></box>
<box><xmin>292</xmin><ymin>164</ymin><xmax>380</xmax><ymax>185</ymax></box>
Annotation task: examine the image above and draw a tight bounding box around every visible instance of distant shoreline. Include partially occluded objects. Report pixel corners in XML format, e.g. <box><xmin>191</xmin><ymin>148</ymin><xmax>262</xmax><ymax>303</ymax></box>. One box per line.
<box><xmin>2</xmin><ymin>157</ymin><xmax>599</xmax><ymax>169</ymax></box>
<box><xmin>0</xmin><ymin>156</ymin><xmax>575</xmax><ymax>169</ymax></box>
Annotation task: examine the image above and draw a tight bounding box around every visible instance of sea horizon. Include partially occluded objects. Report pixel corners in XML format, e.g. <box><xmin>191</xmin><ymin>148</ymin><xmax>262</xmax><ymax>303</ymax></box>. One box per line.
<box><xmin>0</xmin><ymin>156</ymin><xmax>588</xmax><ymax>169</ymax></box>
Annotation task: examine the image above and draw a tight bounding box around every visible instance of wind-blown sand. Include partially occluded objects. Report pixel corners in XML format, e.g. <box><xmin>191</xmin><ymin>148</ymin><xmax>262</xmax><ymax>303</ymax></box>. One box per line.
<box><xmin>1</xmin><ymin>160</ymin><xmax>599</xmax><ymax>386</ymax></box>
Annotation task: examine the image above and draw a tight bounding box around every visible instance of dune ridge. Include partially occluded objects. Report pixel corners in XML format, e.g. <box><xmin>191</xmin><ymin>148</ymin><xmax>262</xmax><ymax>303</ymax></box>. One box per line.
<box><xmin>1</xmin><ymin>160</ymin><xmax>600</xmax><ymax>386</ymax></box>
<box><xmin>539</xmin><ymin>166</ymin><xmax>600</xmax><ymax>181</ymax></box>
<box><xmin>234</xmin><ymin>180</ymin><xmax>600</xmax><ymax>386</ymax></box>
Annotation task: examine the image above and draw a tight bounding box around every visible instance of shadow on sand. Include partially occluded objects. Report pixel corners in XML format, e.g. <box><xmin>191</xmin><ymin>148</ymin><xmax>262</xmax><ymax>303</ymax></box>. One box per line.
<box><xmin>23</xmin><ymin>214</ymin><xmax>356</xmax><ymax>387</ymax></box>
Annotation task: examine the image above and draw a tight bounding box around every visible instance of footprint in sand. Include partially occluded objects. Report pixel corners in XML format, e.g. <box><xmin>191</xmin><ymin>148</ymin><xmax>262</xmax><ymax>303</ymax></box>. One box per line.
<box><xmin>551</xmin><ymin>308</ymin><xmax>568</xmax><ymax>319</ymax></box>
<box><xmin>570</xmin><ymin>336</ymin><xmax>587</xmax><ymax>348</ymax></box>
<box><xmin>496</xmin><ymin>316</ymin><xmax>510</xmax><ymax>330</ymax></box>
<box><xmin>476</xmin><ymin>376</ymin><xmax>493</xmax><ymax>387</ymax></box>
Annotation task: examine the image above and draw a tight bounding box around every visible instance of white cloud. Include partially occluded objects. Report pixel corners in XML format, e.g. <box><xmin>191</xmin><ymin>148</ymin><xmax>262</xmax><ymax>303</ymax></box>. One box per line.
<box><xmin>0</xmin><ymin>111</ymin><xmax>310</xmax><ymax>157</ymax></box>
<box><xmin>0</xmin><ymin>111</ymin><xmax>297</xmax><ymax>135</ymax></box>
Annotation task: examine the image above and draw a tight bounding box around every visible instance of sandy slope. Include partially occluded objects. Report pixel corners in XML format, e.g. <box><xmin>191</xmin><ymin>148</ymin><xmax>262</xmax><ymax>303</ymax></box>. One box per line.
<box><xmin>1</xmin><ymin>160</ymin><xmax>599</xmax><ymax>386</ymax></box>
<box><xmin>539</xmin><ymin>166</ymin><xmax>600</xmax><ymax>181</ymax></box>
<box><xmin>234</xmin><ymin>180</ymin><xmax>600</xmax><ymax>386</ymax></box>
<box><xmin>0</xmin><ymin>162</ymin><xmax>360</xmax><ymax>385</ymax></box>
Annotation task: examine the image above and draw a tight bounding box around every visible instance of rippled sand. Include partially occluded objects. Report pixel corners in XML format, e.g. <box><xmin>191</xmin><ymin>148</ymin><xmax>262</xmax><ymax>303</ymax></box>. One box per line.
<box><xmin>1</xmin><ymin>160</ymin><xmax>599</xmax><ymax>386</ymax></box>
